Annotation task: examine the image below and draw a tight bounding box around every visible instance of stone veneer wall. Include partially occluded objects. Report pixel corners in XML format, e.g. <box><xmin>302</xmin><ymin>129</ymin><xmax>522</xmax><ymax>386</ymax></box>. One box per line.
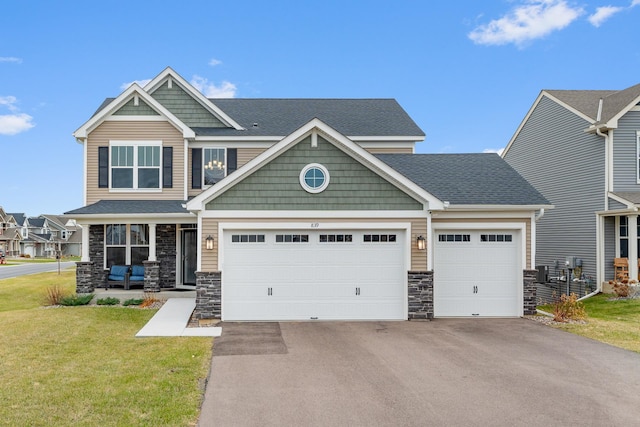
<box><xmin>523</xmin><ymin>269</ymin><xmax>537</xmax><ymax>315</ymax></box>
<box><xmin>156</xmin><ymin>224</ymin><xmax>177</xmax><ymax>288</ymax></box>
<box><xmin>408</xmin><ymin>271</ymin><xmax>434</xmax><ymax>319</ymax></box>
<box><xmin>194</xmin><ymin>271</ymin><xmax>221</xmax><ymax>320</ymax></box>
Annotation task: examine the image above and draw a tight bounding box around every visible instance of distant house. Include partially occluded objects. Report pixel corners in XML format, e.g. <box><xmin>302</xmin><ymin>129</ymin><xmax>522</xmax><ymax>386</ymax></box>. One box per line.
<box><xmin>503</xmin><ymin>82</ymin><xmax>640</xmax><ymax>294</ymax></box>
<box><xmin>0</xmin><ymin>207</ymin><xmax>20</xmax><ymax>256</ymax></box>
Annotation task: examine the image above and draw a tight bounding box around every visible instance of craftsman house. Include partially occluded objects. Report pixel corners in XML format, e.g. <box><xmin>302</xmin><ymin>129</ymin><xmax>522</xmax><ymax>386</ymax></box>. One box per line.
<box><xmin>503</xmin><ymin>83</ymin><xmax>640</xmax><ymax>294</ymax></box>
<box><xmin>68</xmin><ymin>67</ymin><xmax>550</xmax><ymax>321</ymax></box>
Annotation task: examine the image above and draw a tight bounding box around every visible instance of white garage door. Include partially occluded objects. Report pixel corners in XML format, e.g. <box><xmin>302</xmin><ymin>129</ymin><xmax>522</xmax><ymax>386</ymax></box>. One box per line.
<box><xmin>434</xmin><ymin>230</ymin><xmax>521</xmax><ymax>317</ymax></box>
<box><xmin>222</xmin><ymin>230</ymin><xmax>406</xmax><ymax>321</ymax></box>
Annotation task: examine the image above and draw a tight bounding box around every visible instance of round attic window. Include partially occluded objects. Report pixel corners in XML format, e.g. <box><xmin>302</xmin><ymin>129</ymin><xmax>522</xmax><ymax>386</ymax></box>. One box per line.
<box><xmin>300</xmin><ymin>163</ymin><xmax>330</xmax><ymax>193</ymax></box>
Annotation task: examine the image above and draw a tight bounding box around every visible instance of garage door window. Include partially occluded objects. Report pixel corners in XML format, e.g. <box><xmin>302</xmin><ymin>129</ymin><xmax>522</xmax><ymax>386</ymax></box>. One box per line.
<box><xmin>275</xmin><ymin>234</ymin><xmax>309</xmax><ymax>243</ymax></box>
<box><xmin>363</xmin><ymin>234</ymin><xmax>397</xmax><ymax>243</ymax></box>
<box><xmin>438</xmin><ymin>234</ymin><xmax>470</xmax><ymax>242</ymax></box>
<box><xmin>480</xmin><ymin>234</ymin><xmax>512</xmax><ymax>242</ymax></box>
<box><xmin>319</xmin><ymin>234</ymin><xmax>353</xmax><ymax>243</ymax></box>
<box><xmin>231</xmin><ymin>234</ymin><xmax>265</xmax><ymax>243</ymax></box>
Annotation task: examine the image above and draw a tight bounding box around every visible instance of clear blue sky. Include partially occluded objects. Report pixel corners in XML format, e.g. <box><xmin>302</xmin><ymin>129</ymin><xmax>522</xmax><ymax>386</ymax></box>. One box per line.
<box><xmin>1</xmin><ymin>0</ymin><xmax>639</xmax><ymax>216</ymax></box>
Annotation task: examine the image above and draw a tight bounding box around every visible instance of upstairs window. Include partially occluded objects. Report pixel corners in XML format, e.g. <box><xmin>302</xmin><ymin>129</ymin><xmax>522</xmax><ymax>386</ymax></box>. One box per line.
<box><xmin>203</xmin><ymin>148</ymin><xmax>226</xmax><ymax>186</ymax></box>
<box><xmin>110</xmin><ymin>141</ymin><xmax>161</xmax><ymax>190</ymax></box>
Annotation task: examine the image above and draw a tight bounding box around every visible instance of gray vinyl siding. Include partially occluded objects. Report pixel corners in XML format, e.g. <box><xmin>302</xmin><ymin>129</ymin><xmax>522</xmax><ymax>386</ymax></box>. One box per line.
<box><xmin>113</xmin><ymin>98</ymin><xmax>159</xmax><ymax>115</ymax></box>
<box><xmin>604</xmin><ymin>216</ymin><xmax>616</xmax><ymax>280</ymax></box>
<box><xmin>611</xmin><ymin>110</ymin><xmax>640</xmax><ymax>191</ymax></box>
<box><xmin>150</xmin><ymin>80</ymin><xmax>226</xmax><ymax>128</ymax></box>
<box><xmin>504</xmin><ymin>95</ymin><xmax>604</xmax><ymax>281</ymax></box>
<box><xmin>608</xmin><ymin>198</ymin><xmax>628</xmax><ymax>210</ymax></box>
<box><xmin>206</xmin><ymin>135</ymin><xmax>423</xmax><ymax>211</ymax></box>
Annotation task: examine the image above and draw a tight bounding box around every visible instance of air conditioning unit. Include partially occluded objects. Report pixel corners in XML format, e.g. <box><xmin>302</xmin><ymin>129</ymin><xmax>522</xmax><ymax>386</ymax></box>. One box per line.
<box><xmin>535</xmin><ymin>265</ymin><xmax>549</xmax><ymax>283</ymax></box>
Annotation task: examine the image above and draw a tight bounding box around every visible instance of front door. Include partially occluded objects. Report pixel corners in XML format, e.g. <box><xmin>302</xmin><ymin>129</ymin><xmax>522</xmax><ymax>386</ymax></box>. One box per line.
<box><xmin>181</xmin><ymin>229</ymin><xmax>197</xmax><ymax>286</ymax></box>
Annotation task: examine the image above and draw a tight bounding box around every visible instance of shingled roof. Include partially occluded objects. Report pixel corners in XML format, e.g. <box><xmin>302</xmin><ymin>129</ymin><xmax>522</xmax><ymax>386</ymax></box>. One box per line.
<box><xmin>65</xmin><ymin>200</ymin><xmax>190</xmax><ymax>215</ymax></box>
<box><xmin>546</xmin><ymin>82</ymin><xmax>640</xmax><ymax>125</ymax></box>
<box><xmin>376</xmin><ymin>153</ymin><xmax>550</xmax><ymax>206</ymax></box>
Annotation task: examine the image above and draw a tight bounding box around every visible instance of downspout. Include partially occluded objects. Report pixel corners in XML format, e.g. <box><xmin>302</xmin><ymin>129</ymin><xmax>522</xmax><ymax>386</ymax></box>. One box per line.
<box><xmin>594</xmin><ymin>123</ymin><xmax>609</xmax><ymax>297</ymax></box>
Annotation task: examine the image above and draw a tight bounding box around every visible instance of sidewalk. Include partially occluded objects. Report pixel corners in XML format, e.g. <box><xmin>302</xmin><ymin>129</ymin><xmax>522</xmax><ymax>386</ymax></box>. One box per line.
<box><xmin>135</xmin><ymin>298</ymin><xmax>221</xmax><ymax>337</ymax></box>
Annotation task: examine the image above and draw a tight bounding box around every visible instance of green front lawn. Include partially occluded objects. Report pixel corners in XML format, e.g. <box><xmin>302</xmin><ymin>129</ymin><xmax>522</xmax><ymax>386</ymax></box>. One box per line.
<box><xmin>539</xmin><ymin>293</ymin><xmax>640</xmax><ymax>353</ymax></box>
<box><xmin>0</xmin><ymin>270</ymin><xmax>213</xmax><ymax>426</ymax></box>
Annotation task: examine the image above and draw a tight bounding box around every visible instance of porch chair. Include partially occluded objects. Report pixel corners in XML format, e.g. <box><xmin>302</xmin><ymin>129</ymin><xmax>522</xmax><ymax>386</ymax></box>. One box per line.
<box><xmin>614</xmin><ymin>257</ymin><xmax>629</xmax><ymax>281</ymax></box>
<box><xmin>105</xmin><ymin>265</ymin><xmax>131</xmax><ymax>290</ymax></box>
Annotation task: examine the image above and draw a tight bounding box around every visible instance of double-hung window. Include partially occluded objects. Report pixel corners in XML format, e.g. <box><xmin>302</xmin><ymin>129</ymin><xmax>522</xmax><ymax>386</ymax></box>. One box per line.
<box><xmin>110</xmin><ymin>141</ymin><xmax>161</xmax><ymax>190</ymax></box>
<box><xmin>105</xmin><ymin>224</ymin><xmax>149</xmax><ymax>267</ymax></box>
<box><xmin>203</xmin><ymin>148</ymin><xmax>226</xmax><ymax>186</ymax></box>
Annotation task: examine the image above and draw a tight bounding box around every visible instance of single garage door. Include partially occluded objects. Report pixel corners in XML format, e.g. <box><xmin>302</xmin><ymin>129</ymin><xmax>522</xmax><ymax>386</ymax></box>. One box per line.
<box><xmin>222</xmin><ymin>229</ymin><xmax>406</xmax><ymax>321</ymax></box>
<box><xmin>434</xmin><ymin>230</ymin><xmax>521</xmax><ymax>317</ymax></box>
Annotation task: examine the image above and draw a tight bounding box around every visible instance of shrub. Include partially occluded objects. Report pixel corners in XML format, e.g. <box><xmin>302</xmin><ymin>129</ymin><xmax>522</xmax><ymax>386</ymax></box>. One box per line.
<box><xmin>44</xmin><ymin>284</ymin><xmax>67</xmax><ymax>306</ymax></box>
<box><xmin>60</xmin><ymin>294</ymin><xmax>94</xmax><ymax>306</ymax></box>
<box><xmin>552</xmin><ymin>292</ymin><xmax>586</xmax><ymax>322</ymax></box>
<box><xmin>96</xmin><ymin>297</ymin><xmax>120</xmax><ymax>306</ymax></box>
<box><xmin>140</xmin><ymin>292</ymin><xmax>162</xmax><ymax>308</ymax></box>
<box><xmin>123</xmin><ymin>298</ymin><xmax>144</xmax><ymax>306</ymax></box>
<box><xmin>609</xmin><ymin>279</ymin><xmax>639</xmax><ymax>298</ymax></box>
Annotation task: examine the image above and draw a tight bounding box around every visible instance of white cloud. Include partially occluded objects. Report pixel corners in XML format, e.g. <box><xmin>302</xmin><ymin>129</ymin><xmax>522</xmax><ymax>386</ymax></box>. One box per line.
<box><xmin>190</xmin><ymin>75</ymin><xmax>237</xmax><ymax>98</ymax></box>
<box><xmin>0</xmin><ymin>96</ymin><xmax>19</xmax><ymax>112</ymax></box>
<box><xmin>483</xmin><ymin>148</ymin><xmax>505</xmax><ymax>156</ymax></box>
<box><xmin>0</xmin><ymin>113</ymin><xmax>34</xmax><ymax>135</ymax></box>
<box><xmin>468</xmin><ymin>0</ymin><xmax>584</xmax><ymax>47</ymax></box>
<box><xmin>0</xmin><ymin>57</ymin><xmax>22</xmax><ymax>64</ymax></box>
<box><xmin>119</xmin><ymin>79</ymin><xmax>152</xmax><ymax>90</ymax></box>
<box><xmin>588</xmin><ymin>6</ymin><xmax>624</xmax><ymax>27</ymax></box>
<box><xmin>0</xmin><ymin>96</ymin><xmax>34</xmax><ymax>135</ymax></box>
<box><xmin>632</xmin><ymin>0</ymin><xmax>640</xmax><ymax>7</ymax></box>
<box><xmin>209</xmin><ymin>58</ymin><xmax>222</xmax><ymax>67</ymax></box>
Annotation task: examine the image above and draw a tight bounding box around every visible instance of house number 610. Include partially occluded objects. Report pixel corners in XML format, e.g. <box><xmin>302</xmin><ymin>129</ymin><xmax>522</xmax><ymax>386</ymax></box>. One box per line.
<box><xmin>311</xmin><ymin>223</ymin><xmax>319</xmax><ymax>228</ymax></box>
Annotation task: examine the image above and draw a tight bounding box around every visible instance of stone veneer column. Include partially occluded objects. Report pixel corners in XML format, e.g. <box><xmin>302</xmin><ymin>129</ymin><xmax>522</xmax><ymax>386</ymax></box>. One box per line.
<box><xmin>194</xmin><ymin>271</ymin><xmax>221</xmax><ymax>320</ymax></box>
<box><xmin>76</xmin><ymin>261</ymin><xmax>94</xmax><ymax>293</ymax></box>
<box><xmin>408</xmin><ymin>271</ymin><xmax>434</xmax><ymax>320</ymax></box>
<box><xmin>143</xmin><ymin>260</ymin><xmax>161</xmax><ymax>292</ymax></box>
<box><xmin>523</xmin><ymin>269</ymin><xmax>537</xmax><ymax>315</ymax></box>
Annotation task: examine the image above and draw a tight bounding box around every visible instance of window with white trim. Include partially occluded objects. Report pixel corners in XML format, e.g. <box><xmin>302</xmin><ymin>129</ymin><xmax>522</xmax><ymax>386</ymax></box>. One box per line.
<box><xmin>105</xmin><ymin>224</ymin><xmax>149</xmax><ymax>267</ymax></box>
<box><xmin>110</xmin><ymin>141</ymin><xmax>161</xmax><ymax>189</ymax></box>
<box><xmin>203</xmin><ymin>148</ymin><xmax>226</xmax><ymax>186</ymax></box>
<box><xmin>637</xmin><ymin>131</ymin><xmax>640</xmax><ymax>182</ymax></box>
<box><xmin>618</xmin><ymin>216</ymin><xmax>640</xmax><ymax>258</ymax></box>
<box><xmin>438</xmin><ymin>234</ymin><xmax>471</xmax><ymax>242</ymax></box>
<box><xmin>299</xmin><ymin>163</ymin><xmax>330</xmax><ymax>193</ymax></box>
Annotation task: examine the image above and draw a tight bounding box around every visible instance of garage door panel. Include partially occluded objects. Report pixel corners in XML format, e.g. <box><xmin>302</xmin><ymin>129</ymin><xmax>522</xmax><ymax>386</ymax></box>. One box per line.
<box><xmin>434</xmin><ymin>230</ymin><xmax>521</xmax><ymax>317</ymax></box>
<box><xmin>223</xmin><ymin>229</ymin><xmax>406</xmax><ymax>321</ymax></box>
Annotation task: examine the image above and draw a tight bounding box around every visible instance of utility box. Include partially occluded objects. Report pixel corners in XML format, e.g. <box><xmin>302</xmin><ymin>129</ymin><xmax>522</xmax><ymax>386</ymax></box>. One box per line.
<box><xmin>566</xmin><ymin>256</ymin><xmax>578</xmax><ymax>269</ymax></box>
<box><xmin>535</xmin><ymin>265</ymin><xmax>549</xmax><ymax>283</ymax></box>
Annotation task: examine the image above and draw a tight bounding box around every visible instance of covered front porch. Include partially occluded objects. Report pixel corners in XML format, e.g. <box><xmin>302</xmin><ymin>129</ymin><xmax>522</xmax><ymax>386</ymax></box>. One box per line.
<box><xmin>67</xmin><ymin>200</ymin><xmax>199</xmax><ymax>293</ymax></box>
<box><xmin>598</xmin><ymin>200</ymin><xmax>640</xmax><ymax>288</ymax></box>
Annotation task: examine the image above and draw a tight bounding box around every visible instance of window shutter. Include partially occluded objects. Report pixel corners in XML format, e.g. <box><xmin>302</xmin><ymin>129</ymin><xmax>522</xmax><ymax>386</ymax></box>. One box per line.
<box><xmin>192</xmin><ymin>148</ymin><xmax>202</xmax><ymax>189</ymax></box>
<box><xmin>98</xmin><ymin>147</ymin><xmax>109</xmax><ymax>188</ymax></box>
<box><xmin>163</xmin><ymin>147</ymin><xmax>173</xmax><ymax>188</ymax></box>
<box><xmin>227</xmin><ymin>148</ymin><xmax>237</xmax><ymax>175</ymax></box>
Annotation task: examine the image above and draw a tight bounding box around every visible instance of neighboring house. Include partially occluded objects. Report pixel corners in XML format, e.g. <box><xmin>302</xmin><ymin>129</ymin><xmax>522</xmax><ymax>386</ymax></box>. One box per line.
<box><xmin>0</xmin><ymin>207</ymin><xmax>20</xmax><ymax>256</ymax></box>
<box><xmin>503</xmin><ymin>82</ymin><xmax>640</xmax><ymax>295</ymax></box>
<box><xmin>40</xmin><ymin>214</ymin><xmax>83</xmax><ymax>256</ymax></box>
<box><xmin>67</xmin><ymin>67</ymin><xmax>550</xmax><ymax>321</ymax></box>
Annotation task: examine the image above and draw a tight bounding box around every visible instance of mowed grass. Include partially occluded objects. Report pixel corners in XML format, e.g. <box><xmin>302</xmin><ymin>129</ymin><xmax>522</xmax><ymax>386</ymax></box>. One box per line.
<box><xmin>0</xmin><ymin>269</ymin><xmax>213</xmax><ymax>426</ymax></box>
<box><xmin>539</xmin><ymin>293</ymin><xmax>640</xmax><ymax>353</ymax></box>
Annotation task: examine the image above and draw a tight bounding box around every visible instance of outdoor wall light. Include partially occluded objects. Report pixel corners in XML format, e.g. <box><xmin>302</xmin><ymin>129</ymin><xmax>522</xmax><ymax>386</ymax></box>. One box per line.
<box><xmin>205</xmin><ymin>235</ymin><xmax>214</xmax><ymax>250</ymax></box>
<box><xmin>417</xmin><ymin>235</ymin><xmax>426</xmax><ymax>251</ymax></box>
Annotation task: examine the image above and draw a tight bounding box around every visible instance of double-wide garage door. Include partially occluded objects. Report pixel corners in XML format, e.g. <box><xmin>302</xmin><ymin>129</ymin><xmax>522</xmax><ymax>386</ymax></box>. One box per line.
<box><xmin>434</xmin><ymin>230</ymin><xmax>521</xmax><ymax>317</ymax></box>
<box><xmin>222</xmin><ymin>230</ymin><xmax>406</xmax><ymax>321</ymax></box>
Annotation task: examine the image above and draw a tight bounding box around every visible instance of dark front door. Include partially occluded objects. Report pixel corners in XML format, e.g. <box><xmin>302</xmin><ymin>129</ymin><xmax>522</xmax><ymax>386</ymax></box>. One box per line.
<box><xmin>182</xmin><ymin>229</ymin><xmax>197</xmax><ymax>286</ymax></box>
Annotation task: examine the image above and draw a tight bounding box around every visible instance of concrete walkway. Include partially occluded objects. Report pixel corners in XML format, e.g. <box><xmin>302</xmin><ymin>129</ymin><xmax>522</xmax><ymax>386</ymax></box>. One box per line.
<box><xmin>135</xmin><ymin>298</ymin><xmax>221</xmax><ymax>337</ymax></box>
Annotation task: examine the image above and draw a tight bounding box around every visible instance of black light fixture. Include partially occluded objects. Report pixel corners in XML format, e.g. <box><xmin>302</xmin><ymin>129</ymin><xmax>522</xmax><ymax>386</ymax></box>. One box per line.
<box><xmin>205</xmin><ymin>235</ymin><xmax>214</xmax><ymax>250</ymax></box>
<box><xmin>417</xmin><ymin>235</ymin><xmax>426</xmax><ymax>250</ymax></box>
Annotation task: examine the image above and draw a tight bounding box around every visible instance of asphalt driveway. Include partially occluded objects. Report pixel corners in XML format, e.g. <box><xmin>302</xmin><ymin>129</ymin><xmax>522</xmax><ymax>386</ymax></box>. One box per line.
<box><xmin>198</xmin><ymin>319</ymin><xmax>640</xmax><ymax>427</ymax></box>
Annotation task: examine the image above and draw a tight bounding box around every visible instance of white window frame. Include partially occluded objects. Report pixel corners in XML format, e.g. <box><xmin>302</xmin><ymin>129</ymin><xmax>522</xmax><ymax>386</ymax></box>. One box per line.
<box><xmin>203</xmin><ymin>147</ymin><xmax>227</xmax><ymax>188</ymax></box>
<box><xmin>109</xmin><ymin>140</ymin><xmax>162</xmax><ymax>192</ymax></box>
<box><xmin>299</xmin><ymin>163</ymin><xmax>330</xmax><ymax>193</ymax></box>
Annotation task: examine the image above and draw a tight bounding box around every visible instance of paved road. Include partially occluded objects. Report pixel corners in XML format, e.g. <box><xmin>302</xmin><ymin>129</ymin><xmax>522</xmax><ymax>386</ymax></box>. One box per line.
<box><xmin>199</xmin><ymin>319</ymin><xmax>640</xmax><ymax>427</ymax></box>
<box><xmin>0</xmin><ymin>261</ymin><xmax>76</xmax><ymax>280</ymax></box>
